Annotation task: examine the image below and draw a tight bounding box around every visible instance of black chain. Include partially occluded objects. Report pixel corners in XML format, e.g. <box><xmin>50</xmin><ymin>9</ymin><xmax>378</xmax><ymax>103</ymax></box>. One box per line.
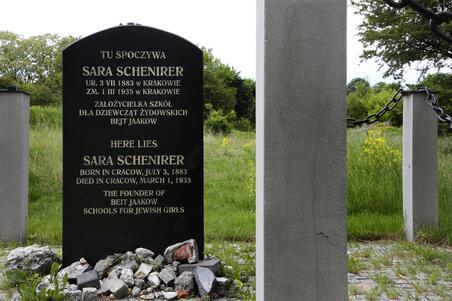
<box><xmin>383</xmin><ymin>0</ymin><xmax>452</xmax><ymax>44</ymax></box>
<box><xmin>347</xmin><ymin>88</ymin><xmax>452</xmax><ymax>129</ymax></box>
<box><xmin>418</xmin><ymin>87</ymin><xmax>452</xmax><ymax>128</ymax></box>
<box><xmin>347</xmin><ymin>89</ymin><xmax>404</xmax><ymax>128</ymax></box>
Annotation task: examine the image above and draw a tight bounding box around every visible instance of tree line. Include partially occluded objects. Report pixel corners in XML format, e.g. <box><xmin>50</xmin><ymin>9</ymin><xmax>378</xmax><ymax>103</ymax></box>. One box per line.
<box><xmin>0</xmin><ymin>31</ymin><xmax>256</xmax><ymax>133</ymax></box>
<box><xmin>347</xmin><ymin>74</ymin><xmax>452</xmax><ymax>132</ymax></box>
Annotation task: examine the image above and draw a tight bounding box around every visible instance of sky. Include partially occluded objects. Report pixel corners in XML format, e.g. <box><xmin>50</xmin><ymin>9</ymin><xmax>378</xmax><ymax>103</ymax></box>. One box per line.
<box><xmin>0</xmin><ymin>0</ymin><xmax>427</xmax><ymax>85</ymax></box>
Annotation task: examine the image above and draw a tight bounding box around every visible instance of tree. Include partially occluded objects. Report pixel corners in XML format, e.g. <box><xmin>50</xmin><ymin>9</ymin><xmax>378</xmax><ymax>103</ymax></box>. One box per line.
<box><xmin>347</xmin><ymin>78</ymin><xmax>372</xmax><ymax>119</ymax></box>
<box><xmin>202</xmin><ymin>47</ymin><xmax>256</xmax><ymax>129</ymax></box>
<box><xmin>418</xmin><ymin>72</ymin><xmax>452</xmax><ymax>132</ymax></box>
<box><xmin>233</xmin><ymin>76</ymin><xmax>255</xmax><ymax>125</ymax></box>
<box><xmin>347</xmin><ymin>78</ymin><xmax>403</xmax><ymax>125</ymax></box>
<box><xmin>351</xmin><ymin>0</ymin><xmax>452</xmax><ymax>80</ymax></box>
<box><xmin>372</xmin><ymin>81</ymin><xmax>401</xmax><ymax>93</ymax></box>
<box><xmin>347</xmin><ymin>77</ymin><xmax>370</xmax><ymax>94</ymax></box>
<box><xmin>0</xmin><ymin>31</ymin><xmax>78</xmax><ymax>105</ymax></box>
<box><xmin>202</xmin><ymin>48</ymin><xmax>237</xmax><ymax>115</ymax></box>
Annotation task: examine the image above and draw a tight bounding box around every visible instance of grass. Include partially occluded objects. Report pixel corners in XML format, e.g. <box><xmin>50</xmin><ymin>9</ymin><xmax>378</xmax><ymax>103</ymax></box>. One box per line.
<box><xmin>204</xmin><ymin>133</ymin><xmax>255</xmax><ymax>241</ymax></box>
<box><xmin>28</xmin><ymin>127</ymin><xmax>62</xmax><ymax>245</ymax></box>
<box><xmin>21</xmin><ymin>107</ymin><xmax>452</xmax><ymax>245</ymax></box>
<box><xmin>29</xmin><ymin>106</ymin><xmax>61</xmax><ymax>129</ymax></box>
<box><xmin>205</xmin><ymin>241</ymin><xmax>255</xmax><ymax>300</ymax></box>
<box><xmin>348</xmin><ymin>213</ymin><xmax>403</xmax><ymax>240</ymax></box>
<box><xmin>348</xmin><ymin>256</ymin><xmax>367</xmax><ymax>274</ymax></box>
<box><xmin>347</xmin><ymin>125</ymin><xmax>452</xmax><ymax>244</ymax></box>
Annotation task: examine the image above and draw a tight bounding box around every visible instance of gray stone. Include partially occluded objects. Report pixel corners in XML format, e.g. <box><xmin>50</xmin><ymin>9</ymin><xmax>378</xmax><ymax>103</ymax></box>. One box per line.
<box><xmin>77</xmin><ymin>270</ymin><xmax>100</xmax><ymax>289</ymax></box>
<box><xmin>109</xmin><ymin>278</ymin><xmax>129</xmax><ymax>298</ymax></box>
<box><xmin>11</xmin><ymin>292</ymin><xmax>21</xmax><ymax>301</ymax></box>
<box><xmin>35</xmin><ymin>275</ymin><xmax>53</xmax><ymax>294</ymax></box>
<box><xmin>6</xmin><ymin>245</ymin><xmax>58</xmax><ymax>275</ymax></box>
<box><xmin>94</xmin><ymin>257</ymin><xmax>114</xmax><ymax>279</ymax></box>
<box><xmin>171</xmin><ymin>261</ymin><xmax>180</xmax><ymax>271</ymax></box>
<box><xmin>62</xmin><ymin>288</ymin><xmax>82</xmax><ymax>301</ymax></box>
<box><xmin>81</xmin><ymin>287</ymin><xmax>97</xmax><ymax>301</ymax></box>
<box><xmin>257</xmin><ymin>0</ymin><xmax>347</xmax><ymax>299</ymax></box>
<box><xmin>134</xmin><ymin>278</ymin><xmax>146</xmax><ymax>289</ymax></box>
<box><xmin>148</xmin><ymin>271</ymin><xmax>161</xmax><ymax>288</ymax></box>
<box><xmin>134</xmin><ymin>263</ymin><xmax>153</xmax><ymax>279</ymax></box>
<box><xmin>67</xmin><ymin>284</ymin><xmax>79</xmax><ymax>291</ymax></box>
<box><xmin>214</xmin><ymin>277</ymin><xmax>231</xmax><ymax>296</ymax></box>
<box><xmin>59</xmin><ymin>261</ymin><xmax>92</xmax><ymax>282</ymax></box>
<box><xmin>154</xmin><ymin>254</ymin><xmax>166</xmax><ymax>265</ymax></box>
<box><xmin>178</xmin><ymin>259</ymin><xmax>222</xmax><ymax>275</ymax></box>
<box><xmin>153</xmin><ymin>291</ymin><xmax>164</xmax><ymax>299</ymax></box>
<box><xmin>36</xmin><ymin>274</ymin><xmax>80</xmax><ymax>295</ymax></box>
<box><xmin>97</xmin><ymin>271</ymin><xmax>126</xmax><ymax>296</ymax></box>
<box><xmin>130</xmin><ymin>286</ymin><xmax>141</xmax><ymax>297</ymax></box>
<box><xmin>135</xmin><ymin>247</ymin><xmax>154</xmax><ymax>259</ymax></box>
<box><xmin>120</xmin><ymin>268</ymin><xmax>134</xmax><ymax>287</ymax></box>
<box><xmin>118</xmin><ymin>258</ymin><xmax>139</xmax><ymax>273</ymax></box>
<box><xmin>164</xmin><ymin>239</ymin><xmax>199</xmax><ymax>264</ymax></box>
<box><xmin>174</xmin><ymin>271</ymin><xmax>194</xmax><ymax>292</ymax></box>
<box><xmin>158</xmin><ymin>267</ymin><xmax>176</xmax><ymax>285</ymax></box>
<box><xmin>165</xmin><ymin>263</ymin><xmax>177</xmax><ymax>273</ymax></box>
<box><xmin>143</xmin><ymin>293</ymin><xmax>155</xmax><ymax>299</ymax></box>
<box><xmin>162</xmin><ymin>291</ymin><xmax>178</xmax><ymax>300</ymax></box>
<box><xmin>0</xmin><ymin>91</ymin><xmax>29</xmax><ymax>243</ymax></box>
<box><xmin>193</xmin><ymin>267</ymin><xmax>216</xmax><ymax>297</ymax></box>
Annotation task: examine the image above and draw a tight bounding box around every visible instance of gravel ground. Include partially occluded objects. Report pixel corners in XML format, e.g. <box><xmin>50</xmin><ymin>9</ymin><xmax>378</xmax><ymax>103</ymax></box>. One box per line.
<box><xmin>0</xmin><ymin>242</ymin><xmax>451</xmax><ymax>301</ymax></box>
<box><xmin>348</xmin><ymin>241</ymin><xmax>451</xmax><ymax>300</ymax></box>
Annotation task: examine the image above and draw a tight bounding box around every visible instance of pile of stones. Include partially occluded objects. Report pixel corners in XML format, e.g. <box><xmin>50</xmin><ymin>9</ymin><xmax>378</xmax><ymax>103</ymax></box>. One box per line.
<box><xmin>6</xmin><ymin>240</ymin><xmax>234</xmax><ymax>300</ymax></box>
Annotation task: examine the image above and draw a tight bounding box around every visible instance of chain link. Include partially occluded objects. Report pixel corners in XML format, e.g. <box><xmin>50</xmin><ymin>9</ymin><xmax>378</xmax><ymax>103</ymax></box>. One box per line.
<box><xmin>418</xmin><ymin>87</ymin><xmax>452</xmax><ymax>129</ymax></box>
<box><xmin>347</xmin><ymin>88</ymin><xmax>452</xmax><ymax>129</ymax></box>
<box><xmin>383</xmin><ymin>0</ymin><xmax>452</xmax><ymax>44</ymax></box>
<box><xmin>347</xmin><ymin>89</ymin><xmax>404</xmax><ymax>128</ymax></box>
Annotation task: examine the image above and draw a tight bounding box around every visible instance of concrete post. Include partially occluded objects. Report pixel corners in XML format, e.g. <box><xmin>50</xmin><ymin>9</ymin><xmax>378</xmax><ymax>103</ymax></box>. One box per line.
<box><xmin>257</xmin><ymin>0</ymin><xmax>347</xmax><ymax>300</ymax></box>
<box><xmin>403</xmin><ymin>91</ymin><xmax>438</xmax><ymax>242</ymax></box>
<box><xmin>0</xmin><ymin>89</ymin><xmax>30</xmax><ymax>242</ymax></box>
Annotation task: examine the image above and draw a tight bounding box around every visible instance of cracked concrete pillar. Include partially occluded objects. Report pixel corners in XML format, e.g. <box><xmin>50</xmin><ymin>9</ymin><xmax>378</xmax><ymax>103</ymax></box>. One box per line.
<box><xmin>0</xmin><ymin>89</ymin><xmax>29</xmax><ymax>242</ymax></box>
<box><xmin>256</xmin><ymin>0</ymin><xmax>347</xmax><ymax>299</ymax></box>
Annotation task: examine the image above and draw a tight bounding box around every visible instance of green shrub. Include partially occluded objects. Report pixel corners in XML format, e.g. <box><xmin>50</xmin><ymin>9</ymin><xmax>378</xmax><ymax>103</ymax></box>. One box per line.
<box><xmin>235</xmin><ymin>117</ymin><xmax>254</xmax><ymax>132</ymax></box>
<box><xmin>347</xmin><ymin>79</ymin><xmax>402</xmax><ymax>126</ymax></box>
<box><xmin>4</xmin><ymin>262</ymin><xmax>68</xmax><ymax>301</ymax></box>
<box><xmin>205</xmin><ymin>109</ymin><xmax>236</xmax><ymax>135</ymax></box>
<box><xmin>30</xmin><ymin>106</ymin><xmax>62</xmax><ymax>129</ymax></box>
<box><xmin>20</xmin><ymin>83</ymin><xmax>59</xmax><ymax>106</ymax></box>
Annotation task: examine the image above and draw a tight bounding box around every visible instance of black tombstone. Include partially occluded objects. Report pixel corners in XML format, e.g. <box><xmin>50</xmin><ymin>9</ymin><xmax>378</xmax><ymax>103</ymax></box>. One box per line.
<box><xmin>63</xmin><ymin>25</ymin><xmax>203</xmax><ymax>265</ymax></box>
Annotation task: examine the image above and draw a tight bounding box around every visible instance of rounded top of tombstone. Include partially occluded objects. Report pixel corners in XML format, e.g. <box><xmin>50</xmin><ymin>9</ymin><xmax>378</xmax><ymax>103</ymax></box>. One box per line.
<box><xmin>63</xmin><ymin>24</ymin><xmax>201</xmax><ymax>54</ymax></box>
